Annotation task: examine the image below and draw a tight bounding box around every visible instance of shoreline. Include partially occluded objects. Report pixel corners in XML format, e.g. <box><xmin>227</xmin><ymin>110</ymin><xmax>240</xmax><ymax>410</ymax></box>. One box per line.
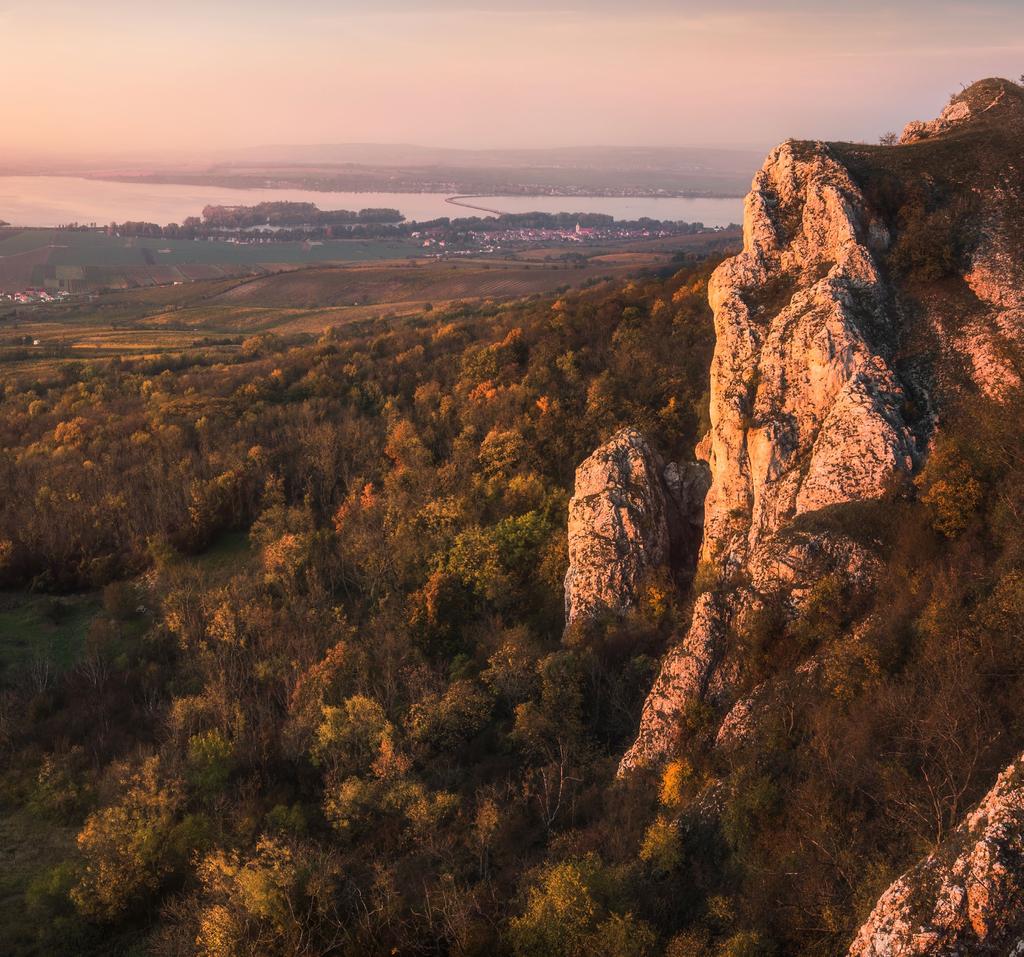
<box><xmin>0</xmin><ymin>176</ymin><xmax>745</xmax><ymax>229</ymax></box>
<box><xmin>10</xmin><ymin>172</ymin><xmax>747</xmax><ymax>202</ymax></box>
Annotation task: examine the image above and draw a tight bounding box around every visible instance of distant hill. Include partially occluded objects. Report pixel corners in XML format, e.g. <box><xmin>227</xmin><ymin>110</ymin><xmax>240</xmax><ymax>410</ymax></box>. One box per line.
<box><xmin>37</xmin><ymin>144</ymin><xmax>763</xmax><ymax>199</ymax></box>
<box><xmin>217</xmin><ymin>142</ymin><xmax>765</xmax><ymax>175</ymax></box>
<box><xmin>6</xmin><ymin>143</ymin><xmax>766</xmax><ymax>198</ymax></box>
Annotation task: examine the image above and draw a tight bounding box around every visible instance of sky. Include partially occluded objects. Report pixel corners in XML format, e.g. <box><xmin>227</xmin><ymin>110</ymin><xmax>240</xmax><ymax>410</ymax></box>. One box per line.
<box><xmin>2</xmin><ymin>0</ymin><xmax>1024</xmax><ymax>157</ymax></box>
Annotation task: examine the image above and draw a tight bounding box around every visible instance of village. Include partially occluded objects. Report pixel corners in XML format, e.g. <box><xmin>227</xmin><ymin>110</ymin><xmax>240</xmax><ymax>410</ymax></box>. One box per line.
<box><xmin>0</xmin><ymin>287</ymin><xmax>73</xmax><ymax>305</ymax></box>
<box><xmin>413</xmin><ymin>219</ymin><xmax>721</xmax><ymax>252</ymax></box>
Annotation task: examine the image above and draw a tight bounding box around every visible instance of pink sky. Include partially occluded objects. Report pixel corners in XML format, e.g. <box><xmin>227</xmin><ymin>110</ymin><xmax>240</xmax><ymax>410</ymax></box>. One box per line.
<box><xmin>3</xmin><ymin>1</ymin><xmax>1024</xmax><ymax>156</ymax></box>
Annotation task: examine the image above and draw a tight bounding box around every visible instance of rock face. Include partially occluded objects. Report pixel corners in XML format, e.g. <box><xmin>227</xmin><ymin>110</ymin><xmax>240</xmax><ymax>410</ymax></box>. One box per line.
<box><xmin>563</xmin><ymin>428</ymin><xmax>707</xmax><ymax>627</ymax></box>
<box><xmin>618</xmin><ymin>590</ymin><xmax>733</xmax><ymax>767</ymax></box>
<box><xmin>900</xmin><ymin>99</ymin><xmax>974</xmax><ymax>145</ymax></box>
<box><xmin>619</xmin><ymin>138</ymin><xmax>917</xmax><ymax>772</ymax></box>
<box><xmin>698</xmin><ymin>139</ymin><xmax>916</xmax><ymax>578</ymax></box>
<box><xmin>897</xmin><ymin>78</ymin><xmax>1024</xmax><ymax>402</ymax></box>
<box><xmin>848</xmin><ymin>754</ymin><xmax>1024</xmax><ymax>956</ymax></box>
<box><xmin>621</xmin><ymin>79</ymin><xmax>1024</xmax><ymax>774</ymax></box>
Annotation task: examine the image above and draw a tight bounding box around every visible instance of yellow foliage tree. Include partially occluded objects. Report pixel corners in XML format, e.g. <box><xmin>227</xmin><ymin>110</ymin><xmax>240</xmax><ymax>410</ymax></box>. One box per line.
<box><xmin>71</xmin><ymin>757</ymin><xmax>183</xmax><ymax>921</ymax></box>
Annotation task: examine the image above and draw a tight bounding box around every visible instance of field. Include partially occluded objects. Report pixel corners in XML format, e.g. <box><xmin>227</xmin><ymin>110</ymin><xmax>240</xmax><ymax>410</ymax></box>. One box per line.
<box><xmin>0</xmin><ymin>227</ymin><xmax>424</xmax><ymax>293</ymax></box>
<box><xmin>0</xmin><ymin>229</ymin><xmax>740</xmax><ymax>382</ymax></box>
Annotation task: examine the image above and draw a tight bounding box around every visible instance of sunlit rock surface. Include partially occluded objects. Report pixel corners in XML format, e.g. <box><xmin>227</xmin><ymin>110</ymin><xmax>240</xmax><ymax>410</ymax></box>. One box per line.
<box><xmin>849</xmin><ymin>754</ymin><xmax>1024</xmax><ymax>956</ymax></box>
<box><xmin>564</xmin><ymin>428</ymin><xmax>707</xmax><ymax>628</ymax></box>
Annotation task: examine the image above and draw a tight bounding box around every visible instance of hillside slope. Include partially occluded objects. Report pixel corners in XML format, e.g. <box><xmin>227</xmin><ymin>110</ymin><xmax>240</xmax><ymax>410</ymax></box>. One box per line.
<box><xmin>563</xmin><ymin>78</ymin><xmax>1024</xmax><ymax>953</ymax></box>
<box><xmin>6</xmin><ymin>77</ymin><xmax>1024</xmax><ymax>957</ymax></box>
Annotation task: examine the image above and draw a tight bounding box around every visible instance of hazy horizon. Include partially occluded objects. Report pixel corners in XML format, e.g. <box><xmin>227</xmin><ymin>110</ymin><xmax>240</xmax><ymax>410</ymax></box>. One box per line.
<box><xmin>4</xmin><ymin>0</ymin><xmax>1024</xmax><ymax>159</ymax></box>
<box><xmin>2</xmin><ymin>142</ymin><xmax>774</xmax><ymax>168</ymax></box>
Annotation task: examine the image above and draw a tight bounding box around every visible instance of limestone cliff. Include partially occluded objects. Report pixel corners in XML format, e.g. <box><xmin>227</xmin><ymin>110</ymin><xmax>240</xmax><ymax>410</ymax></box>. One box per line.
<box><xmin>697</xmin><ymin>139</ymin><xmax>916</xmax><ymax>579</ymax></box>
<box><xmin>563</xmin><ymin>428</ymin><xmax>707</xmax><ymax>627</ymax></box>
<box><xmin>619</xmin><ymin>79</ymin><xmax>1024</xmax><ymax>774</ymax></box>
<box><xmin>619</xmin><ymin>137</ymin><xmax>918</xmax><ymax>771</ymax></box>
<box><xmin>555</xmin><ymin>78</ymin><xmax>1024</xmax><ymax>952</ymax></box>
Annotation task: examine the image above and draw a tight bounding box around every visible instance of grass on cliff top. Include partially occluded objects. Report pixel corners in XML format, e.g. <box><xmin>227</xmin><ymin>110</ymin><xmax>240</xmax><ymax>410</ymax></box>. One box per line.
<box><xmin>827</xmin><ymin>78</ymin><xmax>1024</xmax><ymax>202</ymax></box>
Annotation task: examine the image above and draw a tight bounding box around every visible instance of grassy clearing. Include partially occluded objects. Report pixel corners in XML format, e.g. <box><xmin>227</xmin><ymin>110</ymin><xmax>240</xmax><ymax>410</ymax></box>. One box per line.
<box><xmin>0</xmin><ymin>593</ymin><xmax>100</xmax><ymax>680</ymax></box>
<box><xmin>0</xmin><ymin>535</ymin><xmax>249</xmax><ymax>680</ymax></box>
<box><xmin>190</xmin><ymin>531</ymin><xmax>253</xmax><ymax>581</ymax></box>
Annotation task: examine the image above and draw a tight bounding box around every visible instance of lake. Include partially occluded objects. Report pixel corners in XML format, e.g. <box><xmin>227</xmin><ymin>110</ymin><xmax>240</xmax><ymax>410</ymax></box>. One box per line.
<box><xmin>0</xmin><ymin>176</ymin><xmax>743</xmax><ymax>229</ymax></box>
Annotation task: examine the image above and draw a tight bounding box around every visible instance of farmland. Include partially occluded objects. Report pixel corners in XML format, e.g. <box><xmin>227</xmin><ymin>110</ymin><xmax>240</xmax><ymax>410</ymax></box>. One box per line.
<box><xmin>0</xmin><ymin>227</ymin><xmax>423</xmax><ymax>294</ymax></box>
<box><xmin>0</xmin><ymin>229</ymin><xmax>740</xmax><ymax>383</ymax></box>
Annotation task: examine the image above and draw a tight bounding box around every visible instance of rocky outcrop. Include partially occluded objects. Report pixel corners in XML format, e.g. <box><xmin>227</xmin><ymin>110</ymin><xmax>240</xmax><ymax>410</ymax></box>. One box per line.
<box><xmin>592</xmin><ymin>76</ymin><xmax>1024</xmax><ymax>951</ymax></box>
<box><xmin>698</xmin><ymin>140</ymin><xmax>917</xmax><ymax>577</ymax></box>
<box><xmin>571</xmin><ymin>74</ymin><xmax>1024</xmax><ymax>945</ymax></box>
<box><xmin>619</xmin><ymin>138</ymin><xmax>918</xmax><ymax>773</ymax></box>
<box><xmin>563</xmin><ymin>428</ymin><xmax>707</xmax><ymax>627</ymax></box>
<box><xmin>618</xmin><ymin>588</ymin><xmax>742</xmax><ymax>768</ymax></box>
<box><xmin>954</xmin><ymin>187</ymin><xmax>1024</xmax><ymax>400</ymax></box>
<box><xmin>848</xmin><ymin>753</ymin><xmax>1024</xmax><ymax>956</ymax></box>
<box><xmin>900</xmin><ymin>99</ymin><xmax>974</xmax><ymax>145</ymax></box>
<box><xmin>620</xmin><ymin>80</ymin><xmax>1024</xmax><ymax>775</ymax></box>
<box><xmin>899</xmin><ymin>79</ymin><xmax>1024</xmax><ymax>400</ymax></box>
<box><xmin>900</xmin><ymin>78</ymin><xmax>1016</xmax><ymax>145</ymax></box>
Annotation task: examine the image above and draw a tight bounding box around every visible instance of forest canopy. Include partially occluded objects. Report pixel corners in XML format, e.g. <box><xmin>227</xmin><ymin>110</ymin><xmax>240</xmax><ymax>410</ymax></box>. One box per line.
<box><xmin>3</xmin><ymin>251</ymin><xmax>1024</xmax><ymax>956</ymax></box>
